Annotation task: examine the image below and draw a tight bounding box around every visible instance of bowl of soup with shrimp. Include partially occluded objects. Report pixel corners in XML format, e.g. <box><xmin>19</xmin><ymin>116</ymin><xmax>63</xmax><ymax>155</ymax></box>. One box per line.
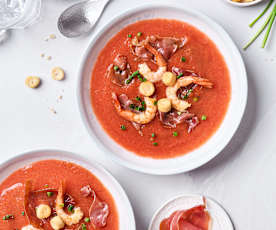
<box><xmin>0</xmin><ymin>149</ymin><xmax>135</xmax><ymax>230</ymax></box>
<box><xmin>77</xmin><ymin>4</ymin><xmax>247</xmax><ymax>175</ymax></box>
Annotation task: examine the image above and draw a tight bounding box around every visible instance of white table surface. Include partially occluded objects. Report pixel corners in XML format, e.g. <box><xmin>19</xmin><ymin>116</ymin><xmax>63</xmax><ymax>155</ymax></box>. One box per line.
<box><xmin>1</xmin><ymin>0</ymin><xmax>276</xmax><ymax>229</ymax></box>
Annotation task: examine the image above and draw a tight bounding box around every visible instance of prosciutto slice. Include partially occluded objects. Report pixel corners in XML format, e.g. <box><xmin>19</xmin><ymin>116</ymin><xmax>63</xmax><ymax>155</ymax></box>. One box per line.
<box><xmin>159</xmin><ymin>110</ymin><xmax>194</xmax><ymax>128</ymax></box>
<box><xmin>24</xmin><ymin>181</ymin><xmax>57</xmax><ymax>229</ymax></box>
<box><xmin>172</xmin><ymin>67</ymin><xmax>199</xmax><ymax>78</ymax></box>
<box><xmin>131</xmin><ymin>36</ymin><xmax>186</xmax><ymax>61</ymax></box>
<box><xmin>106</xmin><ymin>54</ymin><xmax>132</xmax><ymax>86</ymax></box>
<box><xmin>149</xmin><ymin>35</ymin><xmax>186</xmax><ymax>61</ymax></box>
<box><xmin>115</xmin><ymin>94</ymin><xmax>145</xmax><ymax>135</ymax></box>
<box><xmin>160</xmin><ymin>204</ymin><xmax>211</xmax><ymax>230</ymax></box>
<box><xmin>80</xmin><ymin>185</ymin><xmax>109</xmax><ymax>228</ymax></box>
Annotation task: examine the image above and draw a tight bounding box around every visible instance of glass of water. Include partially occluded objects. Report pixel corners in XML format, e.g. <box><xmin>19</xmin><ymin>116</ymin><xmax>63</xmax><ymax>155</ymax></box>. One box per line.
<box><xmin>0</xmin><ymin>0</ymin><xmax>41</xmax><ymax>32</ymax></box>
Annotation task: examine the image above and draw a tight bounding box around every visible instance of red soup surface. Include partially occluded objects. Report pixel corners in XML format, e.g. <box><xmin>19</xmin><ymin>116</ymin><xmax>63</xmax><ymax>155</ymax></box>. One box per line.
<box><xmin>0</xmin><ymin>160</ymin><xmax>118</xmax><ymax>230</ymax></box>
<box><xmin>90</xmin><ymin>19</ymin><xmax>231</xmax><ymax>159</ymax></box>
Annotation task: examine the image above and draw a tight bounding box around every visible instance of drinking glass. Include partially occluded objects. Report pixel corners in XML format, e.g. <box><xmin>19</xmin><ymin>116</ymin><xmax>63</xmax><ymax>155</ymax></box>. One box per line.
<box><xmin>0</xmin><ymin>0</ymin><xmax>41</xmax><ymax>41</ymax></box>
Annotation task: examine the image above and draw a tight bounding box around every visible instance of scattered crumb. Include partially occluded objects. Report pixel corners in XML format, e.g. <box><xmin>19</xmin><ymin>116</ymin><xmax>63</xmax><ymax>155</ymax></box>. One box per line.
<box><xmin>49</xmin><ymin>34</ymin><xmax>56</xmax><ymax>39</ymax></box>
<box><xmin>58</xmin><ymin>95</ymin><xmax>63</xmax><ymax>100</ymax></box>
<box><xmin>44</xmin><ymin>34</ymin><xmax>57</xmax><ymax>41</ymax></box>
<box><xmin>25</xmin><ymin>76</ymin><xmax>41</xmax><ymax>88</ymax></box>
<box><xmin>51</xmin><ymin>67</ymin><xmax>65</xmax><ymax>81</ymax></box>
<box><xmin>50</xmin><ymin>108</ymin><xmax>57</xmax><ymax>114</ymax></box>
<box><xmin>40</xmin><ymin>53</ymin><xmax>45</xmax><ymax>58</ymax></box>
<box><xmin>47</xmin><ymin>56</ymin><xmax>52</xmax><ymax>61</ymax></box>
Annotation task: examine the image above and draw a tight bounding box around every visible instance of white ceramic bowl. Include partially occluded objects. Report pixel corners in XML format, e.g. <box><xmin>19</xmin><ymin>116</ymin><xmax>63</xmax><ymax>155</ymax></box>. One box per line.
<box><xmin>225</xmin><ymin>0</ymin><xmax>264</xmax><ymax>7</ymax></box>
<box><xmin>77</xmin><ymin>3</ymin><xmax>247</xmax><ymax>175</ymax></box>
<box><xmin>148</xmin><ymin>194</ymin><xmax>234</xmax><ymax>230</ymax></box>
<box><xmin>0</xmin><ymin>149</ymin><xmax>136</xmax><ymax>230</ymax></box>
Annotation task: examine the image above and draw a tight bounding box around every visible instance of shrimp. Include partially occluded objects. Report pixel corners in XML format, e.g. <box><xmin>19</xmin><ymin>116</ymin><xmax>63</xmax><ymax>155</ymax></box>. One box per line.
<box><xmin>112</xmin><ymin>93</ymin><xmax>157</xmax><ymax>124</ymax></box>
<box><xmin>56</xmin><ymin>182</ymin><xmax>84</xmax><ymax>226</ymax></box>
<box><xmin>166</xmin><ymin>76</ymin><xmax>213</xmax><ymax>112</ymax></box>
<box><xmin>138</xmin><ymin>42</ymin><xmax>167</xmax><ymax>82</ymax></box>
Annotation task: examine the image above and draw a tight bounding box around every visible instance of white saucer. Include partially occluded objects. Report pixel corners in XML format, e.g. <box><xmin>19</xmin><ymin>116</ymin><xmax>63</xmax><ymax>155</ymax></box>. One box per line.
<box><xmin>149</xmin><ymin>194</ymin><xmax>234</xmax><ymax>230</ymax></box>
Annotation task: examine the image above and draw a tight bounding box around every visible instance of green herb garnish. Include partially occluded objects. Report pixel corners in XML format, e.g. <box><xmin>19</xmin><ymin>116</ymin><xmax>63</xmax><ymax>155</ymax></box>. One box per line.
<box><xmin>21</xmin><ymin>211</ymin><xmax>25</xmax><ymax>216</ymax></box>
<box><xmin>151</xmin><ymin>133</ymin><xmax>156</xmax><ymax>138</ymax></box>
<box><xmin>120</xmin><ymin>125</ymin><xmax>126</xmax><ymax>130</ymax></box>
<box><xmin>68</xmin><ymin>204</ymin><xmax>74</xmax><ymax>212</ymax></box>
<box><xmin>128</xmin><ymin>34</ymin><xmax>132</xmax><ymax>38</ymax></box>
<box><xmin>153</xmin><ymin>142</ymin><xmax>158</xmax><ymax>146</ymax></box>
<box><xmin>82</xmin><ymin>223</ymin><xmax>87</xmax><ymax>230</ymax></box>
<box><xmin>249</xmin><ymin>0</ymin><xmax>274</xmax><ymax>27</ymax></box>
<box><xmin>244</xmin><ymin>1</ymin><xmax>276</xmax><ymax>50</ymax></box>
<box><xmin>114</xmin><ymin>65</ymin><xmax>119</xmax><ymax>71</ymax></box>
<box><xmin>137</xmin><ymin>32</ymin><xmax>142</xmax><ymax>37</ymax></box>
<box><xmin>201</xmin><ymin>115</ymin><xmax>207</xmax><ymax>121</ymax></box>
<box><xmin>193</xmin><ymin>97</ymin><xmax>199</xmax><ymax>102</ymax></box>
<box><xmin>126</xmin><ymin>70</ymin><xmax>140</xmax><ymax>84</ymax></box>
<box><xmin>84</xmin><ymin>217</ymin><xmax>90</xmax><ymax>223</ymax></box>
<box><xmin>3</xmin><ymin>215</ymin><xmax>14</xmax><ymax>220</ymax></box>
<box><xmin>136</xmin><ymin>96</ymin><xmax>141</xmax><ymax>101</ymax></box>
<box><xmin>177</xmin><ymin>73</ymin><xmax>183</xmax><ymax>79</ymax></box>
<box><xmin>173</xmin><ymin>132</ymin><xmax>178</xmax><ymax>137</ymax></box>
<box><xmin>47</xmin><ymin>192</ymin><xmax>53</xmax><ymax>197</ymax></box>
<box><xmin>181</xmin><ymin>57</ymin><xmax>186</xmax><ymax>62</ymax></box>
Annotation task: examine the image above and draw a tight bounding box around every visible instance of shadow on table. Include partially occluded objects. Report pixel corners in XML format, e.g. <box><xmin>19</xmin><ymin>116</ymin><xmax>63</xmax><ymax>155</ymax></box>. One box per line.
<box><xmin>191</xmin><ymin>57</ymin><xmax>257</xmax><ymax>174</ymax></box>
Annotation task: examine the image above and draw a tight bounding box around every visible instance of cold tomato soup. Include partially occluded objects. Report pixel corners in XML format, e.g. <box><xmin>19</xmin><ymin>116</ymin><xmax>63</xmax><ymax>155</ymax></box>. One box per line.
<box><xmin>0</xmin><ymin>160</ymin><xmax>118</xmax><ymax>230</ymax></box>
<box><xmin>90</xmin><ymin>19</ymin><xmax>231</xmax><ymax>159</ymax></box>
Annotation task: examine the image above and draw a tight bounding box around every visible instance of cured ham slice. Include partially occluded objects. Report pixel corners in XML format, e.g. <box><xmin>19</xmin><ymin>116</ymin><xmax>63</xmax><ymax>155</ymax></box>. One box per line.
<box><xmin>24</xmin><ymin>181</ymin><xmax>57</xmax><ymax>230</ymax></box>
<box><xmin>148</xmin><ymin>36</ymin><xmax>186</xmax><ymax>61</ymax></box>
<box><xmin>106</xmin><ymin>54</ymin><xmax>132</xmax><ymax>86</ymax></box>
<box><xmin>158</xmin><ymin>110</ymin><xmax>194</xmax><ymax>128</ymax></box>
<box><xmin>131</xmin><ymin>36</ymin><xmax>186</xmax><ymax>62</ymax></box>
<box><xmin>80</xmin><ymin>185</ymin><xmax>110</xmax><ymax>228</ymax></box>
<box><xmin>160</xmin><ymin>204</ymin><xmax>211</xmax><ymax>230</ymax></box>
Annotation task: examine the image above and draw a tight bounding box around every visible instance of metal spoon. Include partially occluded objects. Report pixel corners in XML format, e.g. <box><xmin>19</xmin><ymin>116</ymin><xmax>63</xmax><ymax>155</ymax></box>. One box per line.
<box><xmin>58</xmin><ymin>0</ymin><xmax>110</xmax><ymax>38</ymax></box>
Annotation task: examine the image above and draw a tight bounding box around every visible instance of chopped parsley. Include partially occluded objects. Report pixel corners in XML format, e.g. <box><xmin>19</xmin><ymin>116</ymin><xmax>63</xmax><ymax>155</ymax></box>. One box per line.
<box><xmin>120</xmin><ymin>125</ymin><xmax>126</xmax><ymax>130</ymax></box>
<box><xmin>3</xmin><ymin>215</ymin><xmax>14</xmax><ymax>220</ymax></box>
<box><xmin>68</xmin><ymin>204</ymin><xmax>74</xmax><ymax>213</ymax></box>
<box><xmin>177</xmin><ymin>73</ymin><xmax>184</xmax><ymax>79</ymax></box>
<box><xmin>173</xmin><ymin>131</ymin><xmax>178</xmax><ymax>137</ymax></box>
<box><xmin>47</xmin><ymin>192</ymin><xmax>53</xmax><ymax>197</ymax></box>
<box><xmin>84</xmin><ymin>217</ymin><xmax>90</xmax><ymax>223</ymax></box>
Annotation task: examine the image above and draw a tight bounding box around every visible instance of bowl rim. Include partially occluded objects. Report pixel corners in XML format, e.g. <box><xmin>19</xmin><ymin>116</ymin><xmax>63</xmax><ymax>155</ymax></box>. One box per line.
<box><xmin>0</xmin><ymin>148</ymin><xmax>136</xmax><ymax>230</ymax></box>
<box><xmin>225</xmin><ymin>0</ymin><xmax>264</xmax><ymax>7</ymax></box>
<box><xmin>77</xmin><ymin>2</ymin><xmax>248</xmax><ymax>175</ymax></box>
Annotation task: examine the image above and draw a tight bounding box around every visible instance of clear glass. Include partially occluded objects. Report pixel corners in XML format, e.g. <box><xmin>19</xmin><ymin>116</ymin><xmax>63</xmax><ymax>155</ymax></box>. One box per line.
<box><xmin>0</xmin><ymin>0</ymin><xmax>41</xmax><ymax>30</ymax></box>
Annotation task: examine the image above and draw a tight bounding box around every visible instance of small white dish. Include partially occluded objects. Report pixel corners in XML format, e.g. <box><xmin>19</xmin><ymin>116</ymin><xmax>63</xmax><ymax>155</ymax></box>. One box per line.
<box><xmin>225</xmin><ymin>0</ymin><xmax>264</xmax><ymax>7</ymax></box>
<box><xmin>148</xmin><ymin>194</ymin><xmax>234</xmax><ymax>230</ymax></box>
<box><xmin>0</xmin><ymin>149</ymin><xmax>136</xmax><ymax>230</ymax></box>
<box><xmin>77</xmin><ymin>3</ymin><xmax>247</xmax><ymax>175</ymax></box>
